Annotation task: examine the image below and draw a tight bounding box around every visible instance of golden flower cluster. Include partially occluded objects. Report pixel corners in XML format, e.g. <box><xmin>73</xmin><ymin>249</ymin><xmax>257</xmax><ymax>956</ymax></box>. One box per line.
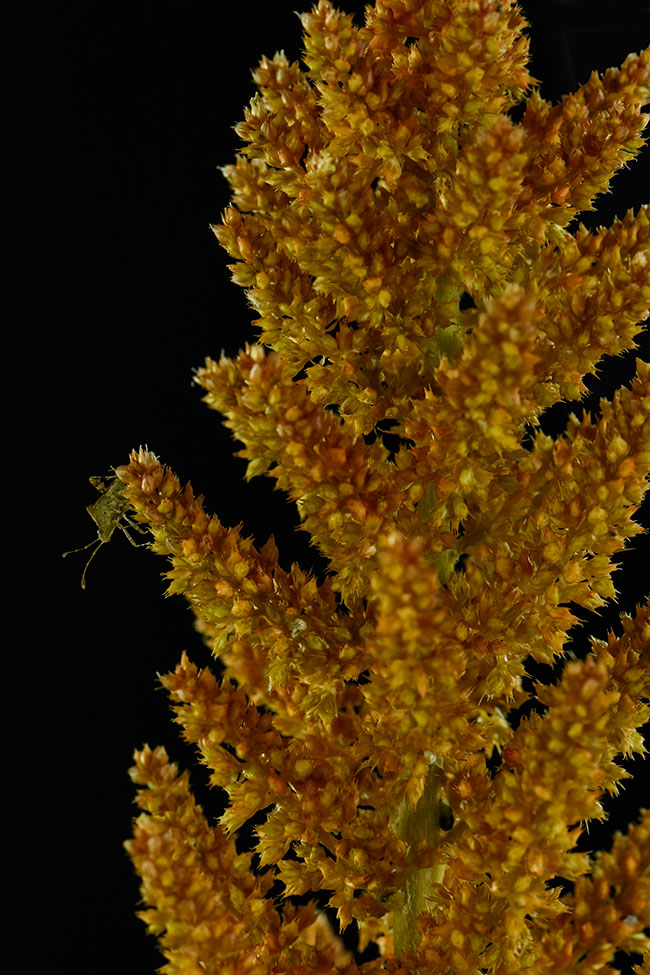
<box><xmin>107</xmin><ymin>0</ymin><xmax>650</xmax><ymax>971</ymax></box>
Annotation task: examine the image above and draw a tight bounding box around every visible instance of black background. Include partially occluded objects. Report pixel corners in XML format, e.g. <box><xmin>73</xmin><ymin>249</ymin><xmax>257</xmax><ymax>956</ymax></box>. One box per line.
<box><xmin>47</xmin><ymin>1</ymin><xmax>648</xmax><ymax>970</ymax></box>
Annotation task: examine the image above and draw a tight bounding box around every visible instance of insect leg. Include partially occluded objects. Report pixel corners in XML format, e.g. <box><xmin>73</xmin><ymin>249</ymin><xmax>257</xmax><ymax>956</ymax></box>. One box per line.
<box><xmin>79</xmin><ymin>540</ymin><xmax>104</xmax><ymax>589</ymax></box>
<box><xmin>62</xmin><ymin>538</ymin><xmax>104</xmax><ymax>589</ymax></box>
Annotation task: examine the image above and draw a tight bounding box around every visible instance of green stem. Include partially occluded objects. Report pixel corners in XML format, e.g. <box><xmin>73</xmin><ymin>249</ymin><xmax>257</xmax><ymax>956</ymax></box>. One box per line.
<box><xmin>392</xmin><ymin>765</ymin><xmax>445</xmax><ymax>960</ymax></box>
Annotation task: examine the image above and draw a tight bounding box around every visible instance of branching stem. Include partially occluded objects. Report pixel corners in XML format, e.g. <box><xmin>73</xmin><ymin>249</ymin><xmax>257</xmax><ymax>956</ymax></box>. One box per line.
<box><xmin>392</xmin><ymin>765</ymin><xmax>445</xmax><ymax>961</ymax></box>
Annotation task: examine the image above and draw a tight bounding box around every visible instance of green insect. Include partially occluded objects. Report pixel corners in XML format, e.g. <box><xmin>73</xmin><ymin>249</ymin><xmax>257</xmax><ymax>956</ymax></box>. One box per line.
<box><xmin>63</xmin><ymin>475</ymin><xmax>147</xmax><ymax>588</ymax></box>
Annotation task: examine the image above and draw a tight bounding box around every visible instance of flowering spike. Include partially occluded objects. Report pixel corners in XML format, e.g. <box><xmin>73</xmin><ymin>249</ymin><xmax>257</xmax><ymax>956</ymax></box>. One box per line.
<box><xmin>102</xmin><ymin>2</ymin><xmax>650</xmax><ymax>969</ymax></box>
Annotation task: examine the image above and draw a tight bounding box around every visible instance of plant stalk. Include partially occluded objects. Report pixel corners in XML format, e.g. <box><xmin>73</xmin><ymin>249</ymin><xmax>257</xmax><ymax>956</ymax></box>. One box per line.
<box><xmin>392</xmin><ymin>765</ymin><xmax>445</xmax><ymax>961</ymax></box>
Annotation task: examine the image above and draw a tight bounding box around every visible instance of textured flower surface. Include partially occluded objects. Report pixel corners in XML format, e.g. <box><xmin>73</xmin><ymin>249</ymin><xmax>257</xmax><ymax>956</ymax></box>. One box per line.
<box><xmin>113</xmin><ymin>1</ymin><xmax>649</xmax><ymax>972</ymax></box>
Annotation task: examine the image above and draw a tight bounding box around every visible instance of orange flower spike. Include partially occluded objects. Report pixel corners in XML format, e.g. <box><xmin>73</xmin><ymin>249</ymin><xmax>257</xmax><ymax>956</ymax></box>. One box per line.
<box><xmin>116</xmin><ymin>448</ymin><xmax>368</xmax><ymax>720</ymax></box>
<box><xmin>112</xmin><ymin>1</ymin><xmax>650</xmax><ymax>970</ymax></box>
<box><xmin>160</xmin><ymin>654</ymin><xmax>414</xmax><ymax>938</ymax></box>
<box><xmin>364</xmin><ymin>0</ymin><xmax>535</xmax><ymax>129</ymax></box>
<box><xmin>422</xmin><ymin>119</ymin><xmax>533</xmax><ymax>294</ymax></box>
<box><xmin>159</xmin><ymin>653</ymin><xmax>286</xmax><ymax>832</ymax></box>
<box><xmin>197</xmin><ymin>344</ymin><xmax>415</xmax><ymax>603</ymax></box>
<box><xmin>524</xmin><ymin>205</ymin><xmax>650</xmax><ymax>404</ymax></box>
<box><xmin>357</xmin><ymin>529</ymin><xmax>483</xmax><ymax>808</ymax></box>
<box><xmin>125</xmin><ymin>745</ymin><xmax>279</xmax><ymax>975</ymax></box>
<box><xmin>159</xmin><ymin>653</ymin><xmax>369</xmax><ymax>865</ymax></box>
<box><xmin>517</xmin><ymin>360</ymin><xmax>650</xmax><ymax>599</ymax></box>
<box><xmin>526</xmin><ymin>810</ymin><xmax>650</xmax><ymax>975</ymax></box>
<box><xmin>405</xmin><ymin>359</ymin><xmax>650</xmax><ymax>678</ymax></box>
<box><xmin>432</xmin><ymin>284</ymin><xmax>541</xmax><ymax>455</ymax></box>
<box><xmin>440</xmin><ymin>623</ymin><xmax>649</xmax><ymax>962</ymax></box>
<box><xmin>521</xmin><ymin>48</ymin><xmax>650</xmax><ymax>222</ymax></box>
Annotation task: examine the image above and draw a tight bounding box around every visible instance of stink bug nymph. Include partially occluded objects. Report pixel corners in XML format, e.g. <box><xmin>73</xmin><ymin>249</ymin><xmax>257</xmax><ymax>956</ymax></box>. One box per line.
<box><xmin>63</xmin><ymin>475</ymin><xmax>147</xmax><ymax>588</ymax></box>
